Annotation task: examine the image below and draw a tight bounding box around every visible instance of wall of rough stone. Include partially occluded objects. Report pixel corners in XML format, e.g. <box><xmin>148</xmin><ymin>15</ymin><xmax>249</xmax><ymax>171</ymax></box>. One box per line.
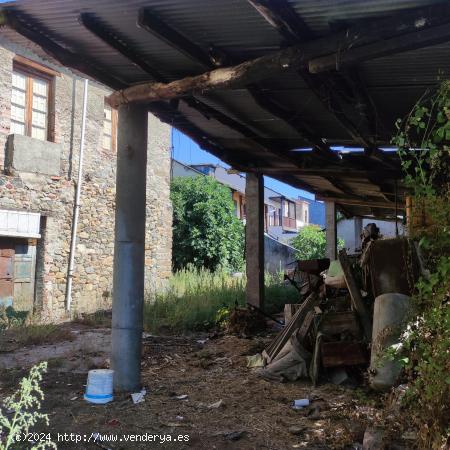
<box><xmin>0</xmin><ymin>34</ymin><xmax>172</xmax><ymax>321</ymax></box>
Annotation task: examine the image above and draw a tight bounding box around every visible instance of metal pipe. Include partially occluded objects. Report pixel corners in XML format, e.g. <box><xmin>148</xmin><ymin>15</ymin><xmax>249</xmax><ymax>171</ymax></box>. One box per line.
<box><xmin>66</xmin><ymin>78</ymin><xmax>89</xmax><ymax>311</ymax></box>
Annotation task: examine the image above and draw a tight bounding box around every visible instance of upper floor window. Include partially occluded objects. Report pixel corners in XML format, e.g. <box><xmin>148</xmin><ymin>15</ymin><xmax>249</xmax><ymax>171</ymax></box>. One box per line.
<box><xmin>11</xmin><ymin>60</ymin><xmax>54</xmax><ymax>141</ymax></box>
<box><xmin>103</xmin><ymin>102</ymin><xmax>117</xmax><ymax>151</ymax></box>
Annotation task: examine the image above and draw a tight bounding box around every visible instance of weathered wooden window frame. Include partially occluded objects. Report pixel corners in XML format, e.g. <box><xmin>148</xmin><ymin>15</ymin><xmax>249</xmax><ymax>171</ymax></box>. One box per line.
<box><xmin>12</xmin><ymin>56</ymin><xmax>57</xmax><ymax>142</ymax></box>
<box><xmin>103</xmin><ymin>101</ymin><xmax>117</xmax><ymax>152</ymax></box>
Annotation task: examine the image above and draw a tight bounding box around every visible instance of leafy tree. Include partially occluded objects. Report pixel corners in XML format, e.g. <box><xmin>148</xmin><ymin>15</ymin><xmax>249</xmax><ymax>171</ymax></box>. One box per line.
<box><xmin>171</xmin><ymin>176</ymin><xmax>244</xmax><ymax>272</ymax></box>
<box><xmin>290</xmin><ymin>225</ymin><xmax>344</xmax><ymax>260</ymax></box>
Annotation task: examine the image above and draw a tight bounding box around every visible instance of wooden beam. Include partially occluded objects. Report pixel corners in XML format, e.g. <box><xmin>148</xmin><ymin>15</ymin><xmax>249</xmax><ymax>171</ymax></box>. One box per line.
<box><xmin>247</xmin><ymin>0</ymin><xmax>313</xmax><ymax>43</ymax></box>
<box><xmin>300</xmin><ymin>72</ymin><xmax>372</xmax><ymax>148</ymax></box>
<box><xmin>316</xmin><ymin>195</ymin><xmax>400</xmax><ymax>210</ymax></box>
<box><xmin>79</xmin><ymin>13</ymin><xmax>165</xmax><ymax>81</ymax></box>
<box><xmin>138</xmin><ymin>8</ymin><xmax>213</xmax><ymax>68</ymax></box>
<box><xmin>338</xmin><ymin>249</ymin><xmax>372</xmax><ymax>341</ymax></box>
<box><xmin>364</xmin><ymin>148</ymin><xmax>400</xmax><ymax>170</ymax></box>
<box><xmin>246</xmin><ymin>85</ymin><xmax>340</xmax><ymax>161</ymax></box>
<box><xmin>309</xmin><ymin>22</ymin><xmax>450</xmax><ymax>73</ymax></box>
<box><xmin>106</xmin><ymin>44</ymin><xmax>307</xmax><ymax>107</ymax></box>
<box><xmin>252</xmin><ymin>166</ymin><xmax>402</xmax><ymax>178</ymax></box>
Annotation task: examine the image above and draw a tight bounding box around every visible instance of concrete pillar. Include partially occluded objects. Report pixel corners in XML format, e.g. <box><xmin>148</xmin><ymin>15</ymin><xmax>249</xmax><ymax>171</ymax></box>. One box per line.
<box><xmin>245</xmin><ymin>173</ymin><xmax>264</xmax><ymax>308</ymax></box>
<box><xmin>325</xmin><ymin>201</ymin><xmax>337</xmax><ymax>260</ymax></box>
<box><xmin>111</xmin><ymin>105</ymin><xmax>148</xmax><ymax>392</ymax></box>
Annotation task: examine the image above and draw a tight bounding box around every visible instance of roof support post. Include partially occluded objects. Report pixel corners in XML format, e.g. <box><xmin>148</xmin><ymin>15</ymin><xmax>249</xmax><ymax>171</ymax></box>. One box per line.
<box><xmin>245</xmin><ymin>172</ymin><xmax>265</xmax><ymax>309</ymax></box>
<box><xmin>325</xmin><ymin>201</ymin><xmax>337</xmax><ymax>260</ymax></box>
<box><xmin>111</xmin><ymin>105</ymin><xmax>148</xmax><ymax>392</ymax></box>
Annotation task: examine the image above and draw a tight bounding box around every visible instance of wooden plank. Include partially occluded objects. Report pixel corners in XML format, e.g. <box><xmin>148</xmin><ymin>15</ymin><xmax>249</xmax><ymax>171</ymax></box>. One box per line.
<box><xmin>284</xmin><ymin>303</ymin><xmax>300</xmax><ymax>324</ymax></box>
<box><xmin>321</xmin><ymin>341</ymin><xmax>367</xmax><ymax>367</ymax></box>
<box><xmin>318</xmin><ymin>311</ymin><xmax>361</xmax><ymax>337</ymax></box>
<box><xmin>338</xmin><ymin>249</ymin><xmax>372</xmax><ymax>341</ymax></box>
<box><xmin>264</xmin><ymin>291</ymin><xmax>320</xmax><ymax>363</ymax></box>
<box><xmin>297</xmin><ymin>310</ymin><xmax>315</xmax><ymax>342</ymax></box>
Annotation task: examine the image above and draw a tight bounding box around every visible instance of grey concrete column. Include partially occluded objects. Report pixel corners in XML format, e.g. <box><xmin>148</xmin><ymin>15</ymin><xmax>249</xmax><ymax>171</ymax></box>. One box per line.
<box><xmin>325</xmin><ymin>201</ymin><xmax>337</xmax><ymax>260</ymax></box>
<box><xmin>111</xmin><ymin>105</ymin><xmax>148</xmax><ymax>392</ymax></box>
<box><xmin>245</xmin><ymin>173</ymin><xmax>264</xmax><ymax>308</ymax></box>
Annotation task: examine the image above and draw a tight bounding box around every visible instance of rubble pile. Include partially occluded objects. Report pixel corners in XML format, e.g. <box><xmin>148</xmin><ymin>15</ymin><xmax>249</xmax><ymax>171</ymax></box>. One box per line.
<box><xmin>255</xmin><ymin>225</ymin><xmax>421</xmax><ymax>389</ymax></box>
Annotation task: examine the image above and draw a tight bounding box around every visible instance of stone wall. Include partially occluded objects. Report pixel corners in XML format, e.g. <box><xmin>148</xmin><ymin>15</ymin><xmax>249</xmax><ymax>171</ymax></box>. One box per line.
<box><xmin>0</xmin><ymin>34</ymin><xmax>172</xmax><ymax>321</ymax></box>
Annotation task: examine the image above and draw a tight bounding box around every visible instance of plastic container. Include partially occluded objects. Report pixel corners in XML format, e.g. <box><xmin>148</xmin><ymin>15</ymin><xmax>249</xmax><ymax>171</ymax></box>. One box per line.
<box><xmin>84</xmin><ymin>369</ymin><xmax>114</xmax><ymax>404</ymax></box>
<box><xmin>292</xmin><ymin>398</ymin><xmax>310</xmax><ymax>409</ymax></box>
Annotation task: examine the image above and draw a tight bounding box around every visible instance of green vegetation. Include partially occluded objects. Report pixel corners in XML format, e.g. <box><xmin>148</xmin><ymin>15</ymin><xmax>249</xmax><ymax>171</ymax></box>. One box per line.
<box><xmin>391</xmin><ymin>80</ymin><xmax>450</xmax><ymax>449</ymax></box>
<box><xmin>171</xmin><ymin>176</ymin><xmax>245</xmax><ymax>272</ymax></box>
<box><xmin>144</xmin><ymin>267</ymin><xmax>298</xmax><ymax>333</ymax></box>
<box><xmin>290</xmin><ymin>224</ymin><xmax>344</xmax><ymax>260</ymax></box>
<box><xmin>0</xmin><ymin>362</ymin><xmax>56</xmax><ymax>450</ymax></box>
<box><xmin>0</xmin><ymin>306</ymin><xmax>73</xmax><ymax>347</ymax></box>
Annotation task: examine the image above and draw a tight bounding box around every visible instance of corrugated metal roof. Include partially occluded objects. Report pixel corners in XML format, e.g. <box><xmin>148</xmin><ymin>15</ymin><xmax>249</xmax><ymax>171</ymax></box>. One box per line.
<box><xmin>1</xmin><ymin>0</ymin><xmax>445</xmax><ymax>216</ymax></box>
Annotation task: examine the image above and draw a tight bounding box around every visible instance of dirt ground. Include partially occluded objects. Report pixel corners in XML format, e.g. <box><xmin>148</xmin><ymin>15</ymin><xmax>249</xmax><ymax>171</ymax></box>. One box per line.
<box><xmin>0</xmin><ymin>324</ymin><xmax>412</xmax><ymax>450</ymax></box>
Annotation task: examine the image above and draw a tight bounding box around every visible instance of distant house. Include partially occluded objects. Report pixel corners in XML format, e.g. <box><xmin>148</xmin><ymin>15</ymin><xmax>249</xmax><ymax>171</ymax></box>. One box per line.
<box><xmin>172</xmin><ymin>160</ymin><xmax>310</xmax><ymax>241</ymax></box>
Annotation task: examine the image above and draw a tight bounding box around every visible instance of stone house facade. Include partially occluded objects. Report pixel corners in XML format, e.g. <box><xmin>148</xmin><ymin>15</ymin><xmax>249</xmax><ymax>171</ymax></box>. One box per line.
<box><xmin>0</xmin><ymin>32</ymin><xmax>172</xmax><ymax>321</ymax></box>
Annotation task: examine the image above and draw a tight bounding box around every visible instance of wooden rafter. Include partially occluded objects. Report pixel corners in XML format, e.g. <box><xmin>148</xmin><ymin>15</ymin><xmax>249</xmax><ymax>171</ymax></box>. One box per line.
<box><xmin>138</xmin><ymin>8</ymin><xmax>214</xmax><ymax>69</ymax></box>
<box><xmin>316</xmin><ymin>195</ymin><xmax>402</xmax><ymax>210</ymax></box>
<box><xmin>245</xmin><ymin>0</ymin><xmax>378</xmax><ymax>147</ymax></box>
<box><xmin>247</xmin><ymin>0</ymin><xmax>313</xmax><ymax>43</ymax></box>
<box><xmin>246</xmin><ymin>85</ymin><xmax>339</xmax><ymax>160</ymax></box>
<box><xmin>79</xmin><ymin>13</ymin><xmax>165</xmax><ymax>81</ymax></box>
<box><xmin>309</xmin><ymin>22</ymin><xmax>450</xmax><ymax>73</ymax></box>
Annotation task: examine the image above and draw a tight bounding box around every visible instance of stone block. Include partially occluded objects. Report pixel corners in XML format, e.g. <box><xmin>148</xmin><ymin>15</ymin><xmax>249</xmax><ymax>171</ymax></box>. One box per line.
<box><xmin>5</xmin><ymin>134</ymin><xmax>62</xmax><ymax>176</ymax></box>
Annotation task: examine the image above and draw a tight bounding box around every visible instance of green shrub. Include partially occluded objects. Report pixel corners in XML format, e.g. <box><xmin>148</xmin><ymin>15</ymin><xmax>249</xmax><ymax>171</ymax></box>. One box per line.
<box><xmin>391</xmin><ymin>80</ymin><xmax>450</xmax><ymax>448</ymax></box>
<box><xmin>290</xmin><ymin>225</ymin><xmax>344</xmax><ymax>260</ymax></box>
<box><xmin>171</xmin><ymin>176</ymin><xmax>244</xmax><ymax>272</ymax></box>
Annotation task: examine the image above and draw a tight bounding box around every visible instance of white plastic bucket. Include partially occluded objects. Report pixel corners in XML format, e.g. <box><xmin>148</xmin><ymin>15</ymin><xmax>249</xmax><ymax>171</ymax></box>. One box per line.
<box><xmin>84</xmin><ymin>369</ymin><xmax>114</xmax><ymax>404</ymax></box>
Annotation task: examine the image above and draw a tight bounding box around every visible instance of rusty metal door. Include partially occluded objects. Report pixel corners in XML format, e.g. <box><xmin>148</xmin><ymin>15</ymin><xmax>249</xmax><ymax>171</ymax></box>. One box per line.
<box><xmin>0</xmin><ymin>239</ymin><xmax>14</xmax><ymax>307</ymax></box>
<box><xmin>13</xmin><ymin>240</ymin><xmax>36</xmax><ymax>311</ymax></box>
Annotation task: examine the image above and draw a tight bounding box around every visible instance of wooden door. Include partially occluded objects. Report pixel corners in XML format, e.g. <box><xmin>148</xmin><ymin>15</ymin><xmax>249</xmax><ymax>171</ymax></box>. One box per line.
<box><xmin>0</xmin><ymin>239</ymin><xmax>14</xmax><ymax>307</ymax></box>
<box><xmin>13</xmin><ymin>240</ymin><xmax>36</xmax><ymax>311</ymax></box>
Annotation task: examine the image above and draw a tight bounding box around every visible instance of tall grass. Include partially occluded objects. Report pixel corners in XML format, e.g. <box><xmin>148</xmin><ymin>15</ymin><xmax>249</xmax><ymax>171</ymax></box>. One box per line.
<box><xmin>144</xmin><ymin>267</ymin><xmax>298</xmax><ymax>333</ymax></box>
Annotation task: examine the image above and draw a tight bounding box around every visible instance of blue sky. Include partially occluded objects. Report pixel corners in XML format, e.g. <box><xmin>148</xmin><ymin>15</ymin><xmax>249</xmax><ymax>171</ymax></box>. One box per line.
<box><xmin>172</xmin><ymin>129</ymin><xmax>315</xmax><ymax>200</ymax></box>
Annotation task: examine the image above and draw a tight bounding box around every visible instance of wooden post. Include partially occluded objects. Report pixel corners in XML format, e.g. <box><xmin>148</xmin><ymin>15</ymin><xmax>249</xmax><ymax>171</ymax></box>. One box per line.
<box><xmin>111</xmin><ymin>105</ymin><xmax>148</xmax><ymax>392</ymax></box>
<box><xmin>325</xmin><ymin>201</ymin><xmax>337</xmax><ymax>260</ymax></box>
<box><xmin>245</xmin><ymin>173</ymin><xmax>264</xmax><ymax>309</ymax></box>
<box><xmin>338</xmin><ymin>249</ymin><xmax>372</xmax><ymax>341</ymax></box>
